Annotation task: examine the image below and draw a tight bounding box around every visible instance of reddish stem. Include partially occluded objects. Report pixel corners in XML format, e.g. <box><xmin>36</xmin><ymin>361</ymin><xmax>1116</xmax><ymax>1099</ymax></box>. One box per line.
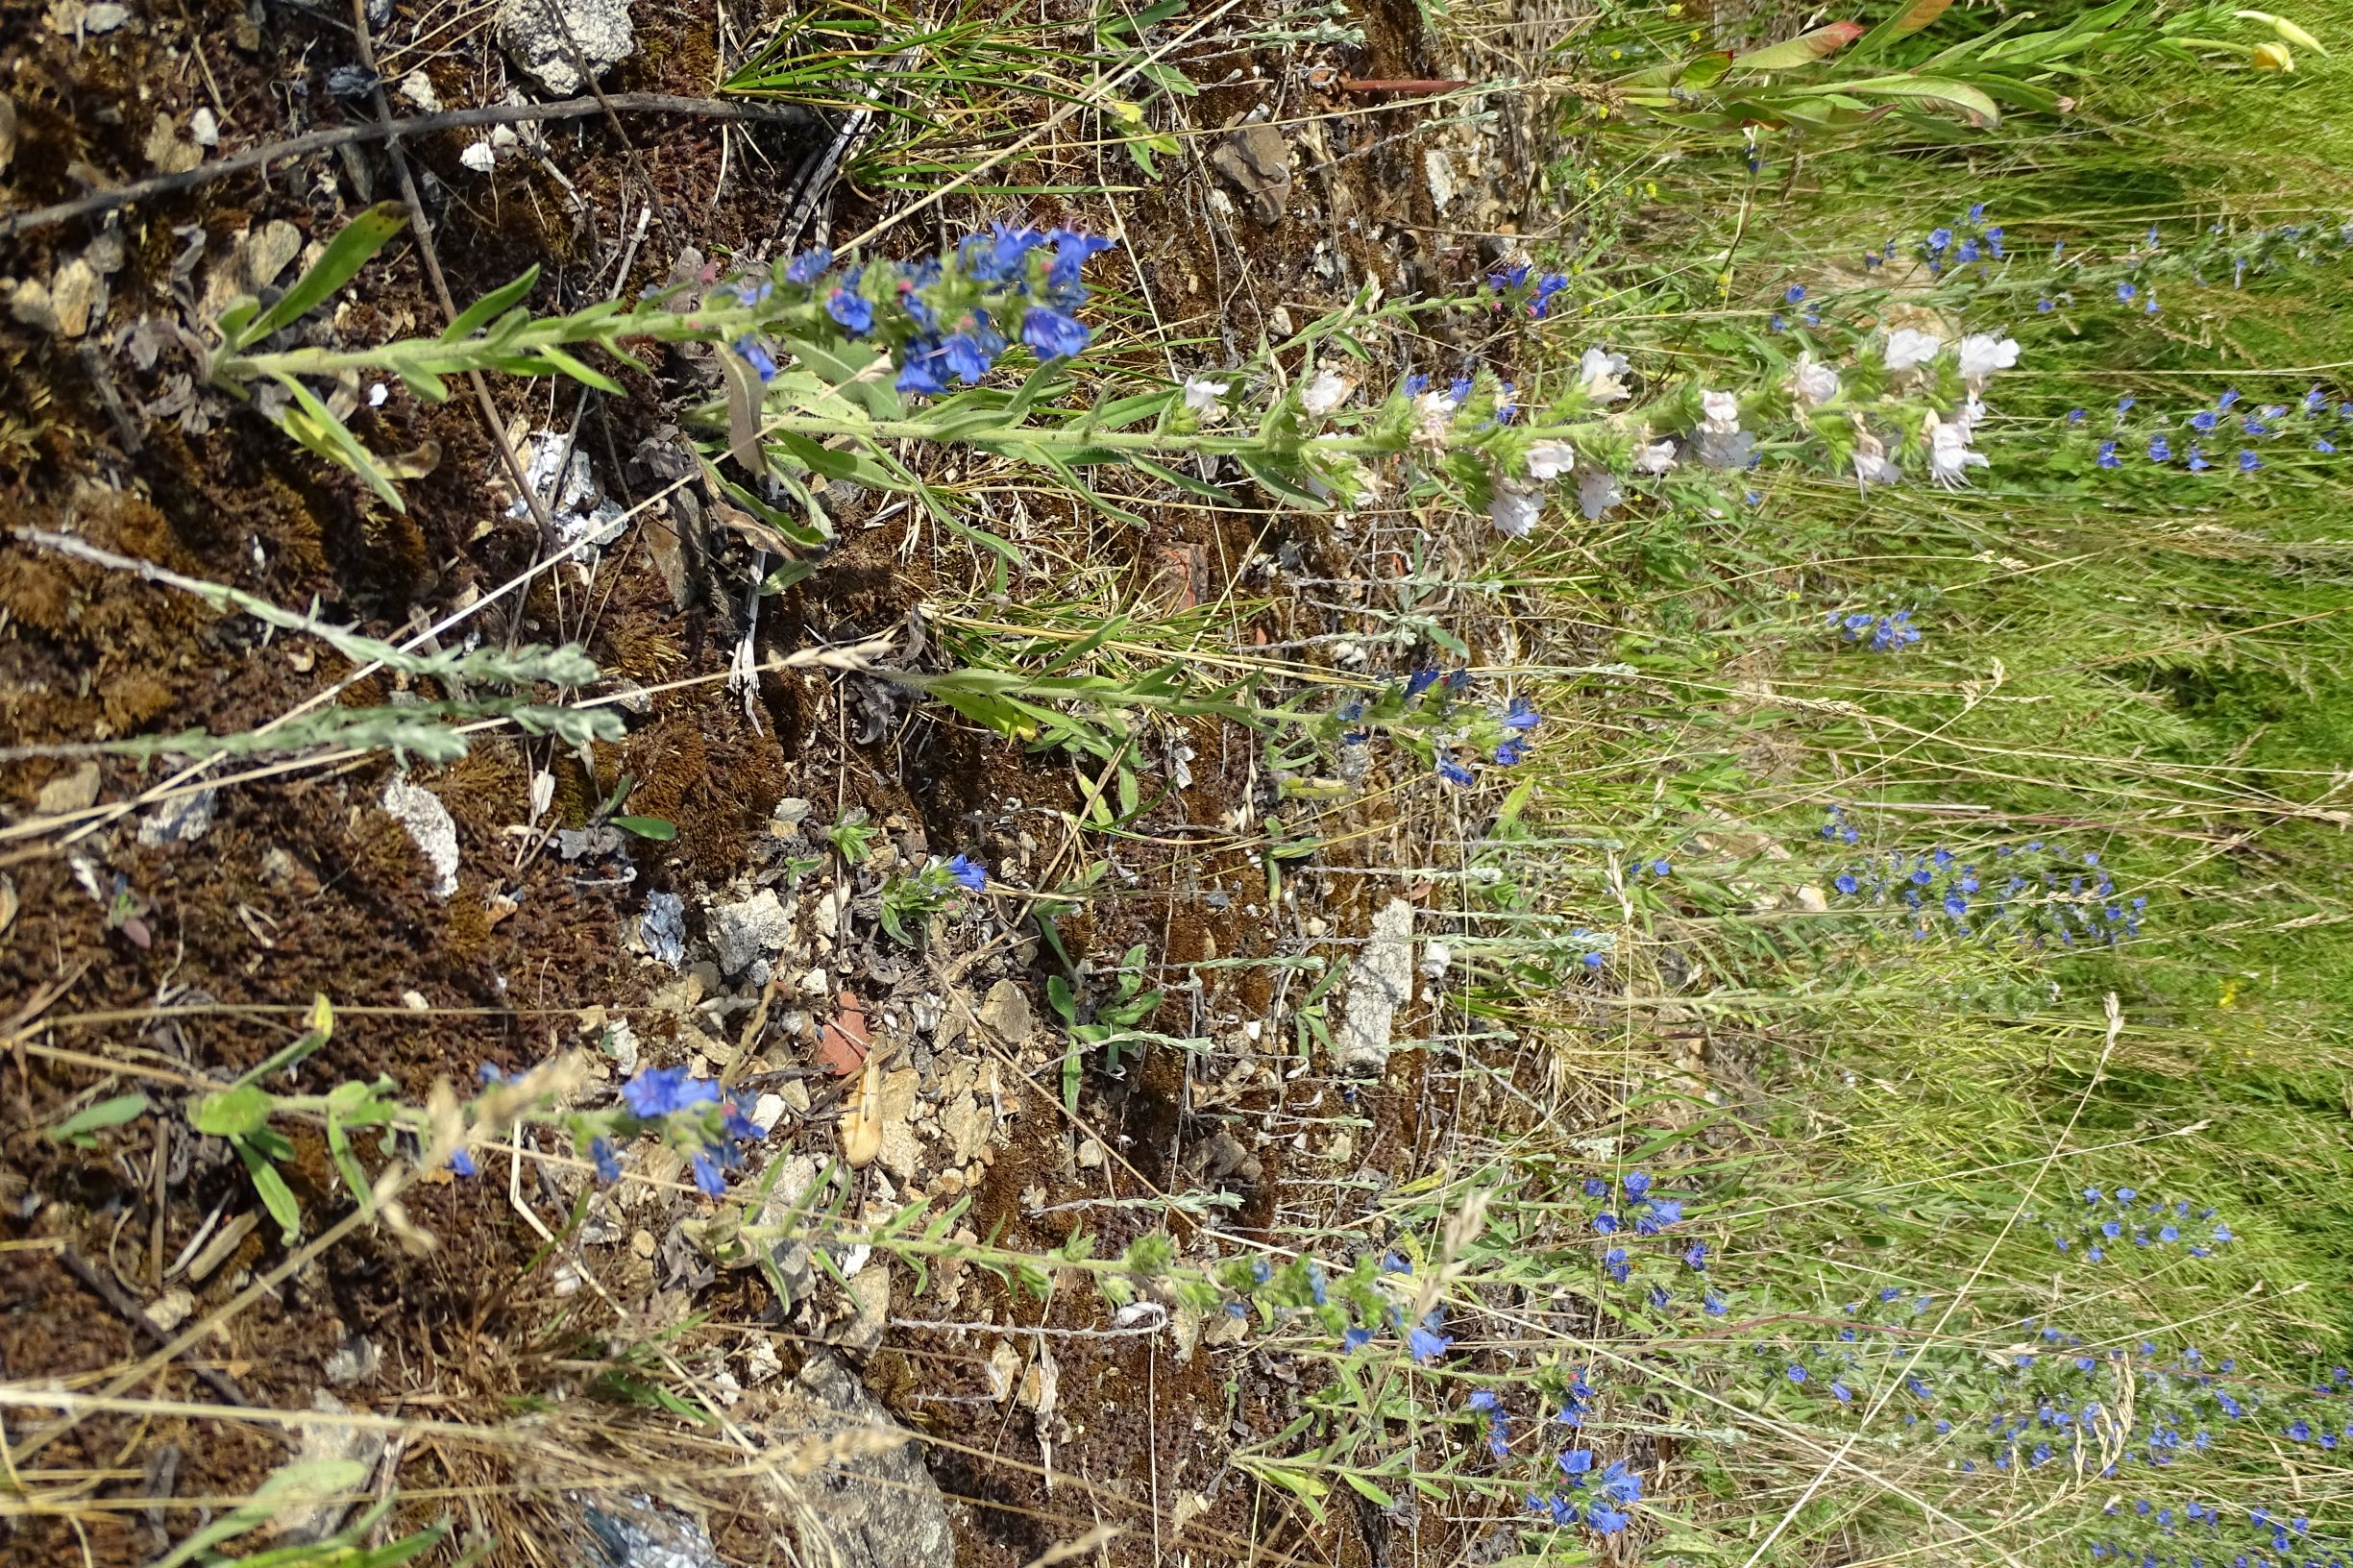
<box><xmin>1336</xmin><ymin>77</ymin><xmax>1471</xmax><ymax>95</ymax></box>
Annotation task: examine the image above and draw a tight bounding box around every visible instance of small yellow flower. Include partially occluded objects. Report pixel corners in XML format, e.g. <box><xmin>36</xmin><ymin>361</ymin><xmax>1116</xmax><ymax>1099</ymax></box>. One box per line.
<box><xmin>2251</xmin><ymin>39</ymin><xmax>2295</xmax><ymax>69</ymax></box>
<box><xmin>1645</xmin><ymin>181</ymin><xmax>1660</xmax><ymax>197</ymax></box>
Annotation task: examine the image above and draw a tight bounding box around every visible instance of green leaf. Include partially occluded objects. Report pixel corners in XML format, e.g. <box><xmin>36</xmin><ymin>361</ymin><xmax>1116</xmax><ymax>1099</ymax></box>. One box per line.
<box><xmin>609</xmin><ymin>815</ymin><xmax>677</xmax><ymax>841</ymax></box>
<box><xmin>1847</xmin><ymin>74</ymin><xmax>2000</xmax><ymax>124</ymax></box>
<box><xmin>1729</xmin><ymin>20</ymin><xmax>1867</xmax><ymax>70</ymax></box>
<box><xmin>48</xmin><ymin>1092</ymin><xmax>151</xmax><ymax>1145</ymax></box>
<box><xmin>326</xmin><ymin>1115</ymin><xmax>374</xmax><ymax>1214</ymax></box>
<box><xmin>149</xmin><ymin>1458</ymin><xmax>372</xmax><ymax>1568</ymax></box>
<box><xmin>1679</xmin><ymin>51</ymin><xmax>1735</xmax><ymax>87</ymax></box>
<box><xmin>275</xmin><ymin>375</ymin><xmax>406</xmax><ymax>511</ymax></box>
<box><xmin>243</xmin><ymin>203</ymin><xmax>410</xmax><ymax>344</ymax></box>
<box><xmin>193</xmin><ymin>1084</ymin><xmax>273</xmax><ymax>1139</ymax></box>
<box><xmin>442</xmin><ymin>267</ymin><xmax>542</xmax><ymax>341</ymax></box>
<box><xmin>1337</xmin><ymin>1470</ymin><xmax>1396</xmax><ymax>1507</ymax></box>
<box><xmin>535</xmin><ymin>344</ymin><xmax>626</xmax><ymax>395</ymax></box>
<box><xmin>780</xmin><ymin>336</ymin><xmax>901</xmax><ymax>419</ymax></box>
<box><xmin>236</xmin><ymin>1139</ymin><xmax>305</xmax><ymax>1244</ymax></box>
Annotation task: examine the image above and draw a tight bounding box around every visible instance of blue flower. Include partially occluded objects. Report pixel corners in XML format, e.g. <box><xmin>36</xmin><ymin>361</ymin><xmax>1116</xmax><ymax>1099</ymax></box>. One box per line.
<box><xmin>1585</xmin><ymin>1503</ymin><xmax>1630</xmax><ymax>1534</ymax></box>
<box><xmin>1787</xmin><ymin>1365</ymin><xmax>1807</xmax><ymax>1384</ymax></box>
<box><xmin>591</xmin><ymin>1137</ymin><xmax>622</xmax><ymax>1183</ymax></box>
<box><xmin>1704</xmin><ymin>1292</ymin><xmax>1728</xmax><ymax>1315</ymax></box>
<box><xmin>2117</xmin><ymin>282</ymin><xmax>2137</xmax><ymax>302</ymax></box>
<box><xmin>1406</xmin><ymin>666</ymin><xmax>1442</xmax><ymax>698</ymax></box>
<box><xmin>941</xmin><ymin>332</ymin><xmax>993</xmax><ymax>384</ymax></box>
<box><xmin>733</xmin><ymin>337</ymin><xmax>779</xmax><ymax>382</ymax></box>
<box><xmin>1559</xmin><ymin>1448</ymin><xmax>1593</xmax><ymax>1477</ymax></box>
<box><xmin>2239</xmin><ymin>449</ymin><xmax>2262</xmax><ymax>473</ymax></box>
<box><xmin>1623</xmin><ymin>1171</ymin><xmax>1653</xmax><ymax>1200</ymax></box>
<box><xmin>1020</xmin><ymin>306</ymin><xmax>1091</xmax><ymax>360</ymax></box>
<box><xmin>691</xmin><ymin>1150</ymin><xmax>725</xmax><ymax>1197</ymax></box>
<box><xmin>2038</xmin><ymin>298</ymin><xmax>2054</xmax><ymax>313</ymax></box>
<box><xmin>825</xmin><ymin>288</ymin><xmax>873</xmax><ymax>335</ymax></box>
<box><xmin>1650</xmin><ymin>858</ymin><xmax>1671</xmax><ymax>876</ymax></box>
<box><xmin>1684</xmin><ymin>1241</ymin><xmax>1708</xmax><ymax>1271</ymax></box>
<box><xmin>2068</xmin><ymin>408</ymin><xmax>2086</xmax><ymax>424</ymax></box>
<box><xmin>945</xmin><ymin>854</ymin><xmax>988</xmax><ymax>892</ymax></box>
<box><xmin>1343</xmin><ymin>1326</ymin><xmax>1373</xmax><ymax>1350</ymax></box>
<box><xmin>1503</xmin><ymin>697</ymin><xmax>1541</xmax><ymax>731</ymax></box>
<box><xmin>1494</xmin><ymin>740</ymin><xmax>1525</xmax><ymax>767</ymax></box>
<box><xmin>449</xmin><ymin>1148</ymin><xmax>477</xmax><ymax>1178</ymax></box>
<box><xmin>2218</xmin><ymin>388</ymin><xmax>2241</xmax><ymax>409</ymax></box>
<box><xmin>1531</xmin><ymin>274</ymin><xmax>1570</xmax><ymax>318</ymax></box>
<box><xmin>1597</xmin><ymin>1459</ymin><xmax>1642</xmax><ymax>1506</ymax></box>
<box><xmin>625</xmin><ymin>1066</ymin><xmax>723</xmax><ymax>1118</ymax></box>
<box><xmin>1042</xmin><ymin>229</ymin><xmax>1115</xmax><ymax>301</ymax></box>
<box><xmin>1604</xmin><ymin>1247</ymin><xmax>1630</xmax><ymax>1282</ymax></box>
<box><xmin>2097</xmin><ymin>440</ymin><xmax>2120</xmax><ymax>469</ymax></box>
<box><xmin>1380</xmin><ymin>1250</ymin><xmax>1411</xmax><ymax>1274</ymax></box>
<box><xmin>785</xmin><ymin>247</ymin><xmax>833</xmax><ymax>285</ymax></box>
<box><xmin>1927</xmin><ymin>228</ymin><xmax>1953</xmax><ymax>253</ymax></box>
<box><xmin>1785</xmin><ymin>284</ymin><xmax>1806</xmax><ymax>304</ymax></box>
<box><xmin>1436</xmin><ymin>759</ymin><xmax>1475</xmax><ymax>787</ymax></box>
<box><xmin>1831</xmin><ymin>1381</ymin><xmax>1852</xmax><ymax>1403</ymax></box>
<box><xmin>2192</xmin><ymin>409</ymin><xmax>2218</xmax><ymax>431</ymax></box>
<box><xmin>2147</xmin><ymin>435</ymin><xmax>2171</xmax><ymax>462</ymax></box>
<box><xmin>1968</xmin><ymin>202</ymin><xmax>1987</xmax><ymax>223</ymax></box>
<box><xmin>1409</xmin><ymin>1316</ymin><xmax>1454</xmax><ymax>1361</ymax></box>
<box><xmin>1593</xmin><ymin>1211</ymin><xmax>1619</xmax><ymax>1235</ymax></box>
<box><xmin>896</xmin><ymin>339</ymin><xmax>949</xmax><ymax>397</ymax></box>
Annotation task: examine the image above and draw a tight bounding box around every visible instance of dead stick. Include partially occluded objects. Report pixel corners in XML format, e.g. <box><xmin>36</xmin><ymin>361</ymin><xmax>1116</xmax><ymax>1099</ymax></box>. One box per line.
<box><xmin>53</xmin><ymin>1248</ymin><xmax>287</xmax><ymax>1438</ymax></box>
<box><xmin>0</xmin><ymin>94</ymin><xmax>812</xmax><ymax>240</ymax></box>
<box><xmin>1336</xmin><ymin>78</ymin><xmax>1472</xmax><ymax>95</ymax></box>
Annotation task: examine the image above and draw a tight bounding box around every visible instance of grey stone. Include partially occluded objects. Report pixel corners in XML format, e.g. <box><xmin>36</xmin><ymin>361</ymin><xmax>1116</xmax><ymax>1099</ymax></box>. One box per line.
<box><xmin>780</xmin><ymin>1353</ymin><xmax>956</xmax><ymax>1568</ymax></box>
<box><xmin>1334</xmin><ymin>896</ymin><xmax>1414</xmax><ymax>1075</ymax></box>
<box><xmin>498</xmin><ymin>0</ymin><xmax>635</xmax><ymax>96</ymax></box>
<box><xmin>707</xmin><ymin>888</ymin><xmax>792</xmax><ymax>976</ymax></box>
<box><xmin>639</xmin><ymin>891</ymin><xmax>685</xmax><ymax>968</ymax></box>
<box><xmin>973</xmin><ymin>978</ymin><xmax>1031</xmax><ymax>1042</ymax></box>
<box><xmin>576</xmin><ymin>1494</ymin><xmax>723</xmax><ymax>1568</ymax></box>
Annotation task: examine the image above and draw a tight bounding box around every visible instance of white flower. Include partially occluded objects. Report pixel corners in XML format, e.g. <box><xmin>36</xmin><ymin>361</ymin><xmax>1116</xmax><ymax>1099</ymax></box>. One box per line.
<box><xmin>1525</xmin><ymin>441</ymin><xmax>1576</xmax><ymax>481</ymax></box>
<box><xmin>1411</xmin><ymin>390</ymin><xmax>1457</xmax><ymax>447</ymax></box>
<box><xmin>1955</xmin><ymin>332</ymin><xmax>2020</xmax><ymax>386</ymax></box>
<box><xmin>1701</xmin><ymin>390</ymin><xmax>1741</xmax><ymax>435</ymax></box>
<box><xmin>1883</xmin><ymin>328</ymin><xmax>1942</xmax><ymax>373</ymax></box>
<box><xmin>1489</xmin><ymin>483</ymin><xmax>1542</xmax><ymax>538</ymax></box>
<box><xmin>1851</xmin><ymin>428</ymin><xmax>1901</xmax><ymax>489</ymax></box>
<box><xmin>1183</xmin><ymin>376</ymin><xmax>1231</xmax><ymax>418</ymax></box>
<box><xmin>1578</xmin><ymin>469</ymin><xmax>1623</xmax><ymax>521</ymax></box>
<box><xmin>1300</xmin><ymin>369</ymin><xmax>1354</xmax><ymax>418</ymax></box>
<box><xmin>1632</xmin><ymin>439</ymin><xmax>1677</xmax><ymax>475</ymax></box>
<box><xmin>1952</xmin><ymin>391</ymin><xmax>1988</xmax><ymax>440</ymax></box>
<box><xmin>1578</xmin><ymin>346</ymin><xmax>1631</xmax><ymax>404</ymax></box>
<box><xmin>1788</xmin><ymin>352</ymin><xmax>1840</xmax><ymax>407</ymax></box>
<box><xmin>1924</xmin><ymin>411</ymin><xmax>1988</xmax><ymax>489</ymax></box>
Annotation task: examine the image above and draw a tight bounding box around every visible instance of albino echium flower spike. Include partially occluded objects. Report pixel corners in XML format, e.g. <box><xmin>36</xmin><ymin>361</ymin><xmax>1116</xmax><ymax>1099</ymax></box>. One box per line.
<box><xmin>1300</xmin><ymin>368</ymin><xmax>1355</xmax><ymax>417</ymax></box>
<box><xmin>1884</xmin><ymin>328</ymin><xmax>1942</xmax><ymax>372</ymax></box>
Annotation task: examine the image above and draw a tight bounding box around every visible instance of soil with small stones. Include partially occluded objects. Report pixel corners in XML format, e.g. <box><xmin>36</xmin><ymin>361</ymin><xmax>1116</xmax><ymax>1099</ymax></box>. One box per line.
<box><xmin>0</xmin><ymin>0</ymin><xmax>1549</xmax><ymax>1560</ymax></box>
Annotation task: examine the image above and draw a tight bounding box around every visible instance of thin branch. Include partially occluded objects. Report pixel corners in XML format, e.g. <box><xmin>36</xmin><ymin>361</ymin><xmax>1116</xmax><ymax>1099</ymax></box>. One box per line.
<box><xmin>0</xmin><ymin>94</ymin><xmax>812</xmax><ymax>240</ymax></box>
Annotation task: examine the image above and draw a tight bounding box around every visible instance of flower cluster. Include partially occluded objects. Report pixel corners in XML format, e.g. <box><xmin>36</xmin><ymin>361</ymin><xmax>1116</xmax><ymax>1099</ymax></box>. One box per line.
<box><xmin>708</xmin><ymin>224</ymin><xmax>1115</xmax><ymax>400</ymax></box>
<box><xmin>1296</xmin><ymin>666</ymin><xmax>1542</xmax><ymax>794</ymax></box>
<box><xmin>1828</xmin><ymin>606</ymin><xmax>1922</xmax><ymax>653</ymax></box>
<box><xmin>1818</xmin><ymin>820</ymin><xmax>2145</xmax><ymax>948</ymax></box>
<box><xmin>877</xmin><ymin>853</ymin><xmax>991</xmax><ymax>944</ymax></box>
<box><xmin>2086</xmin><ymin>382</ymin><xmax>2346</xmax><ymax>478</ymax></box>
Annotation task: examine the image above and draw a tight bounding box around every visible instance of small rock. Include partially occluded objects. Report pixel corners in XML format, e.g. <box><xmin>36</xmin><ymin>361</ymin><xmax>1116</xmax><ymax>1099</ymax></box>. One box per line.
<box><xmin>143</xmin><ymin>1288</ymin><xmax>194</xmax><ymax>1334</ymax></box>
<box><xmin>244</xmin><ymin>219</ymin><xmax>304</xmax><ymax>292</ymax></box>
<box><xmin>137</xmin><ymin>787</ymin><xmax>215</xmax><ymax>847</ymax></box>
<box><xmin>189</xmin><ymin>106</ymin><xmax>219</xmax><ymax>147</ymax></box>
<box><xmin>1210</xmin><ymin>118</ymin><xmax>1291</xmax><ymax>224</ymax></box>
<box><xmin>142</xmin><ymin>110</ymin><xmax>201</xmax><ymax>174</ymax></box>
<box><xmin>324</xmin><ymin>1335</ymin><xmax>381</xmax><ymax>1385</ymax></box>
<box><xmin>779</xmin><ymin>1352</ymin><xmax>956</xmax><ymax>1568</ymax></box>
<box><xmin>45</xmin><ymin>257</ymin><xmax>104</xmax><ymax>337</ymax></box>
<box><xmin>706</xmin><ymin>888</ymin><xmax>792</xmax><ymax>976</ymax></box>
<box><xmin>35</xmin><ymin>762</ymin><xmax>101</xmax><ymax>816</ymax></box>
<box><xmin>638</xmin><ymin>890</ymin><xmax>685</xmax><ymax>968</ymax></box>
<box><xmin>274</xmin><ymin>1392</ymin><xmax>386</xmax><ymax>1543</ymax></box>
<box><xmin>875</xmin><ymin>1067</ymin><xmax>920</xmax><ymax>1180</ymax></box>
<box><xmin>380</xmin><ymin>776</ymin><xmax>460</xmax><ymax>898</ymax></box>
<box><xmin>574</xmin><ymin>1496</ymin><xmax>724</xmax><ymax>1568</ymax></box>
<box><xmin>749</xmin><ymin>1091</ymin><xmax>789</xmax><ymax>1136</ymax></box>
<box><xmin>1335</xmin><ymin>896</ymin><xmax>1414</xmax><ymax>1075</ymax></box>
<box><xmin>458</xmin><ymin>139</ymin><xmax>498</xmax><ymax>174</ymax></box>
<box><xmin>397</xmin><ymin>69</ymin><xmax>441</xmax><ymax>112</ymax></box>
<box><xmin>497</xmin><ymin>0</ymin><xmax>635</xmax><ymax>96</ymax></box>
<box><xmin>974</xmin><ymin>978</ymin><xmax>1031</xmax><ymax>1042</ymax></box>
<box><xmin>1075</xmin><ymin>1137</ymin><xmax>1104</xmax><ymax>1168</ymax></box>
<box><xmin>838</xmin><ymin>1263</ymin><xmax>892</xmax><ymax>1353</ymax></box>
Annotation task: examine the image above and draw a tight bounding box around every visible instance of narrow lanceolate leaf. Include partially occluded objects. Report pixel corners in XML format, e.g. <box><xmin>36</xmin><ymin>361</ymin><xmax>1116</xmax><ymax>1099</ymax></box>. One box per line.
<box><xmin>1730</xmin><ymin>20</ymin><xmax>1867</xmax><ymax>70</ymax></box>
<box><xmin>1856</xmin><ymin>0</ymin><xmax>1954</xmax><ymax>58</ymax></box>
<box><xmin>1849</xmin><ymin>75</ymin><xmax>2001</xmax><ymax>125</ymax></box>
<box><xmin>243</xmin><ymin>203</ymin><xmax>410</xmax><ymax>344</ymax></box>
